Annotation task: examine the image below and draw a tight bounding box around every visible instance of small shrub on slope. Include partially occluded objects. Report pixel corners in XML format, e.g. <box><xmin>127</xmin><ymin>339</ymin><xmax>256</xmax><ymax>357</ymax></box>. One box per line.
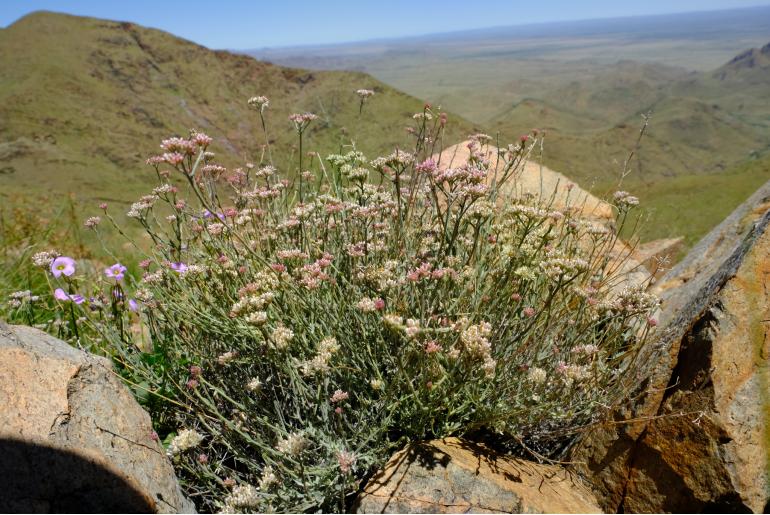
<box><xmin>39</xmin><ymin>102</ymin><xmax>658</xmax><ymax>512</ymax></box>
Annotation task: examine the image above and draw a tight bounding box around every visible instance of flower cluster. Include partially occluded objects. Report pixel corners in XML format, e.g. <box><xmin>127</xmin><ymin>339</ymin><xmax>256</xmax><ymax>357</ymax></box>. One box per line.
<box><xmin>41</xmin><ymin>103</ymin><xmax>655</xmax><ymax>513</ymax></box>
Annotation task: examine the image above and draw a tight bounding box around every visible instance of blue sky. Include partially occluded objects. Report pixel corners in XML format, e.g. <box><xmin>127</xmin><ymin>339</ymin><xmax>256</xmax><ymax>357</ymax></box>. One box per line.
<box><xmin>2</xmin><ymin>0</ymin><xmax>769</xmax><ymax>48</ymax></box>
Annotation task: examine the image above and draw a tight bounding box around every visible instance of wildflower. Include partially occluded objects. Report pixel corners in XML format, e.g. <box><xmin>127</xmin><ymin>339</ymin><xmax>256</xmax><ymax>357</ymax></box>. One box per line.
<box><xmin>7</xmin><ymin>290</ymin><xmax>40</xmax><ymax>308</ymax></box>
<box><xmin>522</xmin><ymin>307</ymin><xmax>536</xmax><ymax>318</ymax></box>
<box><xmin>289</xmin><ymin>112</ymin><xmax>318</xmax><ymax>132</ymax></box>
<box><xmin>170</xmin><ymin>262</ymin><xmax>189</xmax><ymax>274</ymax></box>
<box><xmin>370</xmin><ymin>378</ymin><xmax>384</xmax><ymax>390</ymax></box>
<box><xmin>224</xmin><ymin>484</ymin><xmax>261</xmax><ymax>510</ymax></box>
<box><xmin>356</xmin><ymin>297</ymin><xmax>377</xmax><ymax>312</ymax></box>
<box><xmin>301</xmin><ymin>336</ymin><xmax>339</xmax><ymax>375</ymax></box>
<box><xmin>330</xmin><ymin>389</ymin><xmax>349</xmax><ymax>403</ymax></box>
<box><xmin>54</xmin><ymin>288</ymin><xmax>85</xmax><ymax>304</ymax></box>
<box><xmin>613</xmin><ymin>190</ymin><xmax>639</xmax><ymax>207</ymax></box>
<box><xmin>246</xmin><ymin>377</ymin><xmax>262</xmax><ymax>392</ymax></box>
<box><xmin>647</xmin><ymin>317</ymin><xmax>658</xmax><ymax>327</ymax></box>
<box><xmin>424</xmin><ymin>340</ymin><xmax>441</xmax><ymax>354</ymax></box>
<box><xmin>337</xmin><ymin>450</ymin><xmax>357</xmax><ymax>474</ymax></box>
<box><xmin>270</xmin><ymin>324</ymin><xmax>294</xmax><ymax>350</ymax></box>
<box><xmin>275</xmin><ymin>432</ymin><xmax>309</xmax><ymax>457</ymax></box>
<box><xmin>167</xmin><ymin>428</ymin><xmax>204</xmax><ymax>455</ymax></box>
<box><xmin>33</xmin><ymin>250</ymin><xmax>59</xmax><ymax>267</ymax></box>
<box><xmin>217</xmin><ymin>351</ymin><xmax>238</xmax><ymax>365</ymax></box>
<box><xmin>190</xmin><ymin>365</ymin><xmax>202</xmax><ymax>377</ymax></box>
<box><xmin>528</xmin><ymin>367</ymin><xmax>547</xmax><ymax>384</ymax></box>
<box><xmin>186</xmin><ymin>379</ymin><xmax>199</xmax><ymax>389</ymax></box>
<box><xmin>245</xmin><ymin>311</ymin><xmax>268</xmax><ymax>326</ymax></box>
<box><xmin>191</xmin><ymin>131</ymin><xmax>212</xmax><ymax>147</ymax></box>
<box><xmin>356</xmin><ymin>89</ymin><xmax>375</xmax><ymax>99</ymax></box>
<box><xmin>51</xmin><ymin>256</ymin><xmax>76</xmax><ymax>278</ymax></box>
<box><xmin>259</xmin><ymin>465</ymin><xmax>279</xmax><ymax>490</ymax></box>
<box><xmin>84</xmin><ymin>216</ymin><xmax>101</xmax><ymax>228</ymax></box>
<box><xmin>197</xmin><ymin>453</ymin><xmax>209</xmax><ymax>464</ymax></box>
<box><xmin>104</xmin><ymin>263</ymin><xmax>127</xmax><ymax>281</ymax></box>
<box><xmin>248</xmin><ymin>95</ymin><xmax>270</xmax><ymax>112</ymax></box>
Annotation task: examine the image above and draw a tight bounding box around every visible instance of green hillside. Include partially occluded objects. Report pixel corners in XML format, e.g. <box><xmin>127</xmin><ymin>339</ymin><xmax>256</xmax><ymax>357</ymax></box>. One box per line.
<box><xmin>0</xmin><ymin>11</ymin><xmax>478</xmax><ymax>210</ymax></box>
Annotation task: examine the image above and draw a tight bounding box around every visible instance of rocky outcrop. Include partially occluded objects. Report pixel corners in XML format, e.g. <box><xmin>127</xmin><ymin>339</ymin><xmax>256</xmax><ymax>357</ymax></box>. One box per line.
<box><xmin>354</xmin><ymin>438</ymin><xmax>601</xmax><ymax>514</ymax></box>
<box><xmin>0</xmin><ymin>321</ymin><xmax>194</xmax><ymax>513</ymax></box>
<box><xmin>432</xmin><ymin>141</ymin><xmax>614</xmax><ymax>220</ymax></box>
<box><xmin>572</xmin><ymin>179</ymin><xmax>770</xmax><ymax>512</ymax></box>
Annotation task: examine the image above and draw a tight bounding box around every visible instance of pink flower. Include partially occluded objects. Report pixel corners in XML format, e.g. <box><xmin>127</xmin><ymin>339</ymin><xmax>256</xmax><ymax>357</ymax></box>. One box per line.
<box><xmin>54</xmin><ymin>288</ymin><xmax>84</xmax><ymax>304</ymax></box>
<box><xmin>330</xmin><ymin>389</ymin><xmax>349</xmax><ymax>403</ymax></box>
<box><xmin>424</xmin><ymin>340</ymin><xmax>441</xmax><ymax>354</ymax></box>
<box><xmin>522</xmin><ymin>307</ymin><xmax>536</xmax><ymax>318</ymax></box>
<box><xmin>374</xmin><ymin>298</ymin><xmax>385</xmax><ymax>311</ymax></box>
<box><xmin>190</xmin><ymin>365</ymin><xmax>202</xmax><ymax>377</ymax></box>
<box><xmin>197</xmin><ymin>453</ymin><xmax>209</xmax><ymax>464</ymax></box>
<box><xmin>128</xmin><ymin>299</ymin><xmax>139</xmax><ymax>312</ymax></box>
<box><xmin>51</xmin><ymin>256</ymin><xmax>76</xmax><ymax>278</ymax></box>
<box><xmin>337</xmin><ymin>450</ymin><xmax>357</xmax><ymax>474</ymax></box>
<box><xmin>104</xmin><ymin>263</ymin><xmax>127</xmax><ymax>281</ymax></box>
<box><xmin>335</xmin><ymin>406</ymin><xmax>343</xmax><ymax>415</ymax></box>
<box><xmin>186</xmin><ymin>379</ymin><xmax>199</xmax><ymax>389</ymax></box>
<box><xmin>192</xmin><ymin>132</ymin><xmax>212</xmax><ymax>147</ymax></box>
<box><xmin>647</xmin><ymin>317</ymin><xmax>658</xmax><ymax>327</ymax></box>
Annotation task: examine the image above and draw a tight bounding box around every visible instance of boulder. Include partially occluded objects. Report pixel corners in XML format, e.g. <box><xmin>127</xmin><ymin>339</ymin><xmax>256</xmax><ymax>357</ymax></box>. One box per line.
<box><xmin>571</xmin><ymin>179</ymin><xmax>770</xmax><ymax>512</ymax></box>
<box><xmin>0</xmin><ymin>321</ymin><xmax>194</xmax><ymax>513</ymax></box>
<box><xmin>354</xmin><ymin>438</ymin><xmax>601</xmax><ymax>514</ymax></box>
<box><xmin>432</xmin><ymin>141</ymin><xmax>614</xmax><ymax>220</ymax></box>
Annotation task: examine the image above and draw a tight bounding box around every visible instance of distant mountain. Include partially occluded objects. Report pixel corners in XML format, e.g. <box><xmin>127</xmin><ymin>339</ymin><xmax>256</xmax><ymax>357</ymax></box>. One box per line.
<box><xmin>713</xmin><ymin>42</ymin><xmax>770</xmax><ymax>80</ymax></box>
<box><xmin>0</xmin><ymin>11</ymin><xmax>477</xmax><ymax>206</ymax></box>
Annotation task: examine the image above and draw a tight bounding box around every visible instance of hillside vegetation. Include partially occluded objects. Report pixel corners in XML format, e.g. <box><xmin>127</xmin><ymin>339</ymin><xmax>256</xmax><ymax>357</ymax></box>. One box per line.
<box><xmin>0</xmin><ymin>12</ymin><xmax>478</xmax><ymax>210</ymax></box>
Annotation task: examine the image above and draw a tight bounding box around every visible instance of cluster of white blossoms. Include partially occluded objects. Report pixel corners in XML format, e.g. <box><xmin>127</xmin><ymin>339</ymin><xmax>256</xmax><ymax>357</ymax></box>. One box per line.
<box><xmin>127</xmin><ymin>194</ymin><xmax>158</xmax><ymax>218</ymax></box>
<box><xmin>300</xmin><ymin>336</ymin><xmax>340</xmax><ymax>375</ymax></box>
<box><xmin>527</xmin><ymin>367</ymin><xmax>548</xmax><ymax>385</ymax></box>
<box><xmin>355</xmin><ymin>89</ymin><xmax>375</xmax><ymax>99</ymax></box>
<box><xmin>7</xmin><ymin>290</ymin><xmax>40</xmax><ymax>308</ymax></box>
<box><xmin>275</xmin><ymin>432</ymin><xmax>309</xmax><ymax>457</ymax></box>
<box><xmin>539</xmin><ymin>256</ymin><xmax>589</xmax><ymax>280</ymax></box>
<box><xmin>32</xmin><ymin>250</ymin><xmax>59</xmax><ymax>267</ymax></box>
<box><xmin>167</xmin><ymin>428</ymin><xmax>204</xmax><ymax>456</ymax></box>
<box><xmin>223</xmin><ymin>483</ymin><xmax>261</xmax><ymax>511</ymax></box>
<box><xmin>458</xmin><ymin>321</ymin><xmax>496</xmax><ymax>376</ymax></box>
<box><xmin>270</xmin><ymin>323</ymin><xmax>294</xmax><ymax>350</ymax></box>
<box><xmin>258</xmin><ymin>465</ymin><xmax>279</xmax><ymax>490</ymax></box>
<box><xmin>246</xmin><ymin>377</ymin><xmax>262</xmax><ymax>392</ymax></box>
<box><xmin>230</xmin><ymin>271</ymin><xmax>279</xmax><ymax>325</ymax></box>
<box><xmin>247</xmin><ymin>95</ymin><xmax>269</xmax><ymax>112</ymax></box>
<box><xmin>613</xmin><ymin>190</ymin><xmax>640</xmax><ymax>207</ymax></box>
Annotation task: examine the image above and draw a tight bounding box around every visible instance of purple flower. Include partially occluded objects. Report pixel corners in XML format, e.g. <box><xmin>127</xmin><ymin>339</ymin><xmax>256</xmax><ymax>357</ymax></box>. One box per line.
<box><xmin>104</xmin><ymin>263</ymin><xmax>127</xmax><ymax>281</ymax></box>
<box><xmin>202</xmin><ymin>210</ymin><xmax>225</xmax><ymax>220</ymax></box>
<box><xmin>54</xmin><ymin>288</ymin><xmax>85</xmax><ymax>304</ymax></box>
<box><xmin>51</xmin><ymin>256</ymin><xmax>76</xmax><ymax>278</ymax></box>
<box><xmin>170</xmin><ymin>262</ymin><xmax>188</xmax><ymax>274</ymax></box>
<box><xmin>128</xmin><ymin>299</ymin><xmax>139</xmax><ymax>312</ymax></box>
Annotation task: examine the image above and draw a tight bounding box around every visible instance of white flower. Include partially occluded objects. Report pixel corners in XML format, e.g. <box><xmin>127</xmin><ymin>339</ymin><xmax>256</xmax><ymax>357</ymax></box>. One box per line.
<box><xmin>224</xmin><ymin>484</ymin><xmax>261</xmax><ymax>510</ymax></box>
<box><xmin>167</xmin><ymin>428</ymin><xmax>204</xmax><ymax>455</ymax></box>
<box><xmin>271</xmin><ymin>323</ymin><xmax>294</xmax><ymax>350</ymax></box>
<box><xmin>246</xmin><ymin>377</ymin><xmax>262</xmax><ymax>392</ymax></box>
<box><xmin>528</xmin><ymin>367</ymin><xmax>547</xmax><ymax>384</ymax></box>
<box><xmin>276</xmin><ymin>432</ymin><xmax>309</xmax><ymax>457</ymax></box>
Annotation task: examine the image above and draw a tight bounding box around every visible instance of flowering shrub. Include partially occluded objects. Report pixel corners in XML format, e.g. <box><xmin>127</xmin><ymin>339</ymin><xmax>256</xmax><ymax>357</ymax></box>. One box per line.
<box><xmin>39</xmin><ymin>99</ymin><xmax>657</xmax><ymax>512</ymax></box>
